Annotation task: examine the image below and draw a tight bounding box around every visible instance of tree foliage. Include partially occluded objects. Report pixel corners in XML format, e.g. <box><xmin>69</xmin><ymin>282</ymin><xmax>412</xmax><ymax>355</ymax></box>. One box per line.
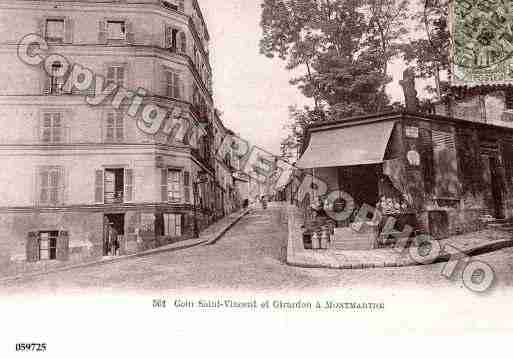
<box><xmin>401</xmin><ymin>0</ymin><xmax>450</xmax><ymax>98</ymax></box>
<box><xmin>260</xmin><ymin>0</ymin><xmax>410</xmax><ymax>155</ymax></box>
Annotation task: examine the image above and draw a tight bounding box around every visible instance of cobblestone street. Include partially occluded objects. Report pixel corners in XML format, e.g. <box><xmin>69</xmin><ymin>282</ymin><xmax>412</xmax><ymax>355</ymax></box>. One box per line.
<box><xmin>2</xmin><ymin>203</ymin><xmax>513</xmax><ymax>296</ymax></box>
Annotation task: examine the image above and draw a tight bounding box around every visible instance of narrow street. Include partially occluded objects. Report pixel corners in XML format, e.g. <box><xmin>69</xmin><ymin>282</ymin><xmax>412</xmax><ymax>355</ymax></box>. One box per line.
<box><xmin>2</xmin><ymin>203</ymin><xmax>513</xmax><ymax>295</ymax></box>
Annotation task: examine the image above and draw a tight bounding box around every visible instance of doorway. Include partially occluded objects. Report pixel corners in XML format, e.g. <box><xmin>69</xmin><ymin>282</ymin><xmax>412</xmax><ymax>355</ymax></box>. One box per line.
<box><xmin>103</xmin><ymin>213</ymin><xmax>125</xmax><ymax>256</ymax></box>
<box><xmin>489</xmin><ymin>157</ymin><xmax>505</xmax><ymax>219</ymax></box>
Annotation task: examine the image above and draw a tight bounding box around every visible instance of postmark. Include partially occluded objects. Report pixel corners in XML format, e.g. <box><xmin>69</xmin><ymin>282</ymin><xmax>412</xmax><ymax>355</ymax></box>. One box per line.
<box><xmin>452</xmin><ymin>0</ymin><xmax>513</xmax><ymax>84</ymax></box>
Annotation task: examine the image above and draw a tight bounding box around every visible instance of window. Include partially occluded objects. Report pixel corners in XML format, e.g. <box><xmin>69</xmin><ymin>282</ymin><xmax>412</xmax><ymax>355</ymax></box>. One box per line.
<box><xmin>432</xmin><ymin>129</ymin><xmax>460</xmax><ymax>197</ymax></box>
<box><xmin>39</xmin><ymin>166</ymin><xmax>64</xmax><ymax>205</ymax></box>
<box><xmin>168</xmin><ymin>169</ymin><xmax>181</xmax><ymax>202</ymax></box>
<box><xmin>165</xmin><ymin>27</ymin><xmax>179</xmax><ymax>50</ymax></box>
<box><xmin>39</xmin><ymin>231</ymin><xmax>58</xmax><ymax>260</ymax></box>
<box><xmin>45</xmin><ymin>19</ymin><xmax>64</xmax><ymax>43</ymax></box>
<box><xmin>107</xmin><ymin>20</ymin><xmax>126</xmax><ymax>40</ymax></box>
<box><xmin>41</xmin><ymin>112</ymin><xmax>63</xmax><ymax>143</ymax></box>
<box><xmin>45</xmin><ymin>61</ymin><xmax>65</xmax><ymax>95</ymax></box>
<box><xmin>164</xmin><ymin>71</ymin><xmax>181</xmax><ymax>99</ymax></box>
<box><xmin>164</xmin><ymin>213</ymin><xmax>182</xmax><ymax>237</ymax></box>
<box><xmin>161</xmin><ymin>0</ymin><xmax>184</xmax><ymax>12</ymax></box>
<box><xmin>94</xmin><ymin>168</ymin><xmax>133</xmax><ymax>204</ymax></box>
<box><xmin>506</xmin><ymin>90</ymin><xmax>513</xmax><ymax>110</ymax></box>
<box><xmin>106</xmin><ymin>65</ymin><xmax>125</xmax><ymax>86</ymax></box>
<box><xmin>105</xmin><ymin>111</ymin><xmax>124</xmax><ymax>142</ymax></box>
<box><xmin>104</xmin><ymin>169</ymin><xmax>124</xmax><ymax>203</ymax></box>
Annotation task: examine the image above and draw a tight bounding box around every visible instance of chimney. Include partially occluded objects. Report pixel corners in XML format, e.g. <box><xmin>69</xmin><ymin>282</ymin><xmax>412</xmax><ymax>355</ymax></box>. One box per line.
<box><xmin>399</xmin><ymin>68</ymin><xmax>419</xmax><ymax>112</ymax></box>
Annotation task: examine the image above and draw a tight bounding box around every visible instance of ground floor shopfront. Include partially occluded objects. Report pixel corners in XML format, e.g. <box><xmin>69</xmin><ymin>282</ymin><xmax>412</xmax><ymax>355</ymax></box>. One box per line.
<box><xmin>296</xmin><ymin>112</ymin><xmax>513</xmax><ymax>250</ymax></box>
<box><xmin>0</xmin><ymin>203</ymin><xmax>216</xmax><ymax>276</ymax></box>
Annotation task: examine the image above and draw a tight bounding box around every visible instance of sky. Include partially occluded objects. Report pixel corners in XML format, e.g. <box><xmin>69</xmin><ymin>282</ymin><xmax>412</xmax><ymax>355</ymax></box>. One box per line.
<box><xmin>200</xmin><ymin>0</ymin><xmax>416</xmax><ymax>155</ymax></box>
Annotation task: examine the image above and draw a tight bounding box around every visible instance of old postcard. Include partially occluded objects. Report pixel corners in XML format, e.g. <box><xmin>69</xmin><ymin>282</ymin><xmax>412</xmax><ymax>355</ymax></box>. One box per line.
<box><xmin>0</xmin><ymin>0</ymin><xmax>512</xmax><ymax>357</ymax></box>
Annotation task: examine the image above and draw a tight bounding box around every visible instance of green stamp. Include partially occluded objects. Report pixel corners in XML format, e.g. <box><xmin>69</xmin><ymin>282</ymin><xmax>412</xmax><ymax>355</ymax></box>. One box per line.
<box><xmin>453</xmin><ymin>0</ymin><xmax>513</xmax><ymax>85</ymax></box>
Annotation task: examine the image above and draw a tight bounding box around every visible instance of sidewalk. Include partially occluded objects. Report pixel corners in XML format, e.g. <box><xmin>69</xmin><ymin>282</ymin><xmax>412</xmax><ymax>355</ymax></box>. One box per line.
<box><xmin>0</xmin><ymin>208</ymin><xmax>250</xmax><ymax>282</ymax></box>
<box><xmin>286</xmin><ymin>205</ymin><xmax>513</xmax><ymax>270</ymax></box>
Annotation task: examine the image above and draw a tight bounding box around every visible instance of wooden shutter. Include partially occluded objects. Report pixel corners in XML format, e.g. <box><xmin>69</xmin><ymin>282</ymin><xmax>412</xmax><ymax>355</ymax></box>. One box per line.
<box><xmin>180</xmin><ymin>32</ymin><xmax>187</xmax><ymax>53</ymax></box>
<box><xmin>56</xmin><ymin>231</ymin><xmax>70</xmax><ymax>261</ymax></box>
<box><xmin>419</xmin><ymin>127</ymin><xmax>435</xmax><ymax>195</ymax></box>
<box><xmin>184</xmin><ymin>171</ymin><xmax>191</xmax><ymax>203</ymax></box>
<box><xmin>161</xmin><ymin>169</ymin><xmax>168</xmax><ymax>202</ymax></box>
<box><xmin>125</xmin><ymin>168</ymin><xmax>134</xmax><ymax>202</ymax></box>
<box><xmin>165</xmin><ymin>26</ymin><xmax>173</xmax><ymax>48</ymax></box>
<box><xmin>161</xmin><ymin>66</ymin><xmax>169</xmax><ymax>96</ymax></box>
<box><xmin>39</xmin><ymin>168</ymin><xmax>49</xmax><ymax>204</ymax></box>
<box><xmin>117</xmin><ymin>66</ymin><xmax>125</xmax><ymax>86</ymax></box>
<box><xmin>98</xmin><ymin>20</ymin><xmax>107</xmax><ymax>44</ymax></box>
<box><xmin>126</xmin><ymin>21</ymin><xmax>135</xmax><ymax>44</ymax></box>
<box><xmin>64</xmin><ymin>18</ymin><xmax>73</xmax><ymax>44</ymax></box>
<box><xmin>58</xmin><ymin>166</ymin><xmax>66</xmax><ymax>205</ymax></box>
<box><xmin>95</xmin><ymin>169</ymin><xmax>104</xmax><ymax>203</ymax></box>
<box><xmin>116</xmin><ymin>112</ymin><xmax>124</xmax><ymax>141</ymax></box>
<box><xmin>176</xmin><ymin>29</ymin><xmax>183</xmax><ymax>52</ymax></box>
<box><xmin>173</xmin><ymin>73</ymin><xmax>180</xmax><ymax>99</ymax></box>
<box><xmin>26</xmin><ymin>232</ymin><xmax>39</xmax><ymax>262</ymax></box>
<box><xmin>105</xmin><ymin>112</ymin><xmax>114</xmax><ymax>142</ymax></box>
<box><xmin>38</xmin><ymin>18</ymin><xmax>46</xmax><ymax>37</ymax></box>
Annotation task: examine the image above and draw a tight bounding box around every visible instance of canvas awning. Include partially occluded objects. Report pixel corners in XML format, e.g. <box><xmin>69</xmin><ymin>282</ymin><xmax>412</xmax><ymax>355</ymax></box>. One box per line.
<box><xmin>296</xmin><ymin>121</ymin><xmax>396</xmax><ymax>169</ymax></box>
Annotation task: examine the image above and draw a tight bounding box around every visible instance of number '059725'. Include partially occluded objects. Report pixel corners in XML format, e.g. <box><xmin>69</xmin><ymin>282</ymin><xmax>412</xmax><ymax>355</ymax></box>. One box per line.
<box><xmin>15</xmin><ymin>343</ymin><xmax>47</xmax><ymax>352</ymax></box>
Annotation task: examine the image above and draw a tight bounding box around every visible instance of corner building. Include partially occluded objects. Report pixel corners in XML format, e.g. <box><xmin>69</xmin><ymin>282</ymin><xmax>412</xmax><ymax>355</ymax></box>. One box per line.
<box><xmin>0</xmin><ymin>0</ymin><xmax>227</xmax><ymax>274</ymax></box>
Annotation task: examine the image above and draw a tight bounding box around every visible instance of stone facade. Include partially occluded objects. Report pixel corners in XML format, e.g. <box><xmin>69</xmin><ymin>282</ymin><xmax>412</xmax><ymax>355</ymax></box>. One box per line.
<box><xmin>0</xmin><ymin>0</ymin><xmax>239</xmax><ymax>276</ymax></box>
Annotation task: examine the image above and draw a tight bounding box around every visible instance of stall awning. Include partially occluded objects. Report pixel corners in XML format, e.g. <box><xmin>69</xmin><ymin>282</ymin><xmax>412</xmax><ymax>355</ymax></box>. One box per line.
<box><xmin>296</xmin><ymin>121</ymin><xmax>396</xmax><ymax>169</ymax></box>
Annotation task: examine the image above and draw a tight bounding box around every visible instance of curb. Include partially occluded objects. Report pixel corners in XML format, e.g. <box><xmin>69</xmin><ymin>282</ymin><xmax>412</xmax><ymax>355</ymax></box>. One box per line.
<box><xmin>286</xmin><ymin>239</ymin><xmax>513</xmax><ymax>270</ymax></box>
<box><xmin>204</xmin><ymin>209</ymin><xmax>251</xmax><ymax>245</ymax></box>
<box><xmin>0</xmin><ymin>209</ymin><xmax>250</xmax><ymax>283</ymax></box>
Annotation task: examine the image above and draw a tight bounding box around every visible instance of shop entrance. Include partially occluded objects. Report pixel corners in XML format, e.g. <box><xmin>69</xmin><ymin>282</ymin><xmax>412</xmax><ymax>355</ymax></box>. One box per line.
<box><xmin>103</xmin><ymin>213</ymin><xmax>125</xmax><ymax>256</ymax></box>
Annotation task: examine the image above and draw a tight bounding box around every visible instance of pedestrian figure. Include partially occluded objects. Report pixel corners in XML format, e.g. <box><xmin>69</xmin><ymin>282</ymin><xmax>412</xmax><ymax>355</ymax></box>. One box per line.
<box><xmin>261</xmin><ymin>195</ymin><xmax>267</xmax><ymax>209</ymax></box>
<box><xmin>108</xmin><ymin>222</ymin><xmax>118</xmax><ymax>256</ymax></box>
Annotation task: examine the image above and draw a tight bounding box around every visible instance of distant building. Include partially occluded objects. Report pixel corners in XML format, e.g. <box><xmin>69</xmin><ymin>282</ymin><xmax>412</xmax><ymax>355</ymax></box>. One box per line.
<box><xmin>0</xmin><ymin>0</ymin><xmax>233</xmax><ymax>274</ymax></box>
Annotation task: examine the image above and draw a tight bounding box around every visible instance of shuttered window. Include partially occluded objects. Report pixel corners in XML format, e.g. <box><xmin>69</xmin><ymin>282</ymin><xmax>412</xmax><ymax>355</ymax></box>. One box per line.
<box><xmin>106</xmin><ymin>65</ymin><xmax>125</xmax><ymax>87</ymax></box>
<box><xmin>107</xmin><ymin>20</ymin><xmax>126</xmax><ymax>40</ymax></box>
<box><xmin>432</xmin><ymin>130</ymin><xmax>460</xmax><ymax>197</ymax></box>
<box><xmin>26</xmin><ymin>231</ymin><xmax>69</xmax><ymax>262</ymax></box>
<box><xmin>94</xmin><ymin>168</ymin><xmax>133</xmax><ymax>203</ymax></box>
<box><xmin>105</xmin><ymin>111</ymin><xmax>124</xmax><ymax>142</ymax></box>
<box><xmin>165</xmin><ymin>26</ymin><xmax>179</xmax><ymax>50</ymax></box>
<box><xmin>45</xmin><ymin>19</ymin><xmax>64</xmax><ymax>43</ymax></box>
<box><xmin>164</xmin><ymin>213</ymin><xmax>182</xmax><ymax>237</ymax></box>
<box><xmin>39</xmin><ymin>231</ymin><xmax>58</xmax><ymax>260</ymax></box>
<box><xmin>39</xmin><ymin>166</ymin><xmax>64</xmax><ymax>206</ymax></box>
<box><xmin>41</xmin><ymin>112</ymin><xmax>63</xmax><ymax>143</ymax></box>
<box><xmin>168</xmin><ymin>169</ymin><xmax>181</xmax><ymax>202</ymax></box>
<box><xmin>164</xmin><ymin>70</ymin><xmax>181</xmax><ymax>99</ymax></box>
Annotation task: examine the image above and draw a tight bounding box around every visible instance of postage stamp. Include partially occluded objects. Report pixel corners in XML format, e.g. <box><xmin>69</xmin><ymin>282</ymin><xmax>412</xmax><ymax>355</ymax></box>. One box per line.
<box><xmin>452</xmin><ymin>0</ymin><xmax>513</xmax><ymax>85</ymax></box>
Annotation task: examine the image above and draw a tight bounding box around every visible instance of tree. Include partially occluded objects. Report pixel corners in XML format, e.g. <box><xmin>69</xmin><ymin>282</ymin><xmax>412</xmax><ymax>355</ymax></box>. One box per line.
<box><xmin>260</xmin><ymin>0</ymin><xmax>410</xmax><ymax>153</ymax></box>
<box><xmin>401</xmin><ymin>0</ymin><xmax>450</xmax><ymax>99</ymax></box>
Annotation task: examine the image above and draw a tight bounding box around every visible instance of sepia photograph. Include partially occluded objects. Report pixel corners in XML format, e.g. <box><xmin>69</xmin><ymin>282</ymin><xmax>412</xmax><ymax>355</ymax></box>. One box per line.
<box><xmin>0</xmin><ymin>0</ymin><xmax>512</xmax><ymax>357</ymax></box>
